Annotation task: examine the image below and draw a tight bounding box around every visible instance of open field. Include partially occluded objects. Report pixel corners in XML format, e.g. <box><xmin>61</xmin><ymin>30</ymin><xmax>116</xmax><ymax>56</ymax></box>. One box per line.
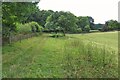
<box><xmin>2</xmin><ymin>31</ymin><xmax>118</xmax><ymax>78</ymax></box>
<box><xmin>68</xmin><ymin>31</ymin><xmax>118</xmax><ymax>51</ymax></box>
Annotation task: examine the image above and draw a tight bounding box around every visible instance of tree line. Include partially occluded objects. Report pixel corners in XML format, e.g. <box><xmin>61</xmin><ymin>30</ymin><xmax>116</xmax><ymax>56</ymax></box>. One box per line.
<box><xmin>28</xmin><ymin>10</ymin><xmax>94</xmax><ymax>33</ymax></box>
<box><xmin>26</xmin><ymin>9</ymin><xmax>120</xmax><ymax>34</ymax></box>
<box><xmin>100</xmin><ymin>20</ymin><xmax>120</xmax><ymax>31</ymax></box>
<box><xmin>2</xmin><ymin>2</ymin><xmax>120</xmax><ymax>40</ymax></box>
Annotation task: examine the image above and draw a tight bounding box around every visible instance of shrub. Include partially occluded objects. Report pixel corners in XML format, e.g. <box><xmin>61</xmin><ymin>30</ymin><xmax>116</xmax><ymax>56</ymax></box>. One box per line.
<box><xmin>29</xmin><ymin>21</ymin><xmax>43</xmax><ymax>32</ymax></box>
<box><xmin>84</xmin><ymin>25</ymin><xmax>91</xmax><ymax>32</ymax></box>
<box><xmin>77</xmin><ymin>28</ymin><xmax>82</xmax><ymax>33</ymax></box>
<box><xmin>16</xmin><ymin>22</ymin><xmax>43</xmax><ymax>34</ymax></box>
<box><xmin>16</xmin><ymin>23</ymin><xmax>31</xmax><ymax>34</ymax></box>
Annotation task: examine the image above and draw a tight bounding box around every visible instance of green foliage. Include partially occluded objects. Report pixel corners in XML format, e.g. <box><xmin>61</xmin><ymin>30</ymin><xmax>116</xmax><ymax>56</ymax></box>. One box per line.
<box><xmin>30</xmin><ymin>21</ymin><xmax>43</xmax><ymax>32</ymax></box>
<box><xmin>88</xmin><ymin>16</ymin><xmax>94</xmax><ymax>29</ymax></box>
<box><xmin>77</xmin><ymin>16</ymin><xmax>92</xmax><ymax>31</ymax></box>
<box><xmin>16</xmin><ymin>23</ymin><xmax>31</xmax><ymax>34</ymax></box>
<box><xmin>107</xmin><ymin>20</ymin><xmax>118</xmax><ymax>30</ymax></box>
<box><xmin>27</xmin><ymin>10</ymin><xmax>54</xmax><ymax>27</ymax></box>
<box><xmin>2</xmin><ymin>2</ymin><xmax>39</xmax><ymax>24</ymax></box>
<box><xmin>76</xmin><ymin>28</ymin><xmax>82</xmax><ymax>33</ymax></box>
<box><xmin>101</xmin><ymin>20</ymin><xmax>119</xmax><ymax>31</ymax></box>
<box><xmin>25</xmin><ymin>10</ymin><xmax>94</xmax><ymax>34</ymax></box>
<box><xmin>16</xmin><ymin>22</ymin><xmax>43</xmax><ymax>34</ymax></box>
<box><xmin>45</xmin><ymin>14</ymin><xmax>59</xmax><ymax>30</ymax></box>
<box><xmin>84</xmin><ymin>25</ymin><xmax>91</xmax><ymax>32</ymax></box>
<box><xmin>2</xmin><ymin>27</ymin><xmax>10</xmax><ymax>37</ymax></box>
<box><xmin>2</xmin><ymin>2</ymin><xmax>39</xmax><ymax>37</ymax></box>
<box><xmin>45</xmin><ymin>11</ymin><xmax>78</xmax><ymax>34</ymax></box>
<box><xmin>62</xmin><ymin>12</ymin><xmax>78</xmax><ymax>32</ymax></box>
<box><xmin>45</xmin><ymin>13</ymin><xmax>62</xmax><ymax>37</ymax></box>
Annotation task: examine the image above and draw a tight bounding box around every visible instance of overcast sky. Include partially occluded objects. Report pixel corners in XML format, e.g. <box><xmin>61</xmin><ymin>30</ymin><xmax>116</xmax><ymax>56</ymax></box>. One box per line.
<box><xmin>37</xmin><ymin>0</ymin><xmax>119</xmax><ymax>24</ymax></box>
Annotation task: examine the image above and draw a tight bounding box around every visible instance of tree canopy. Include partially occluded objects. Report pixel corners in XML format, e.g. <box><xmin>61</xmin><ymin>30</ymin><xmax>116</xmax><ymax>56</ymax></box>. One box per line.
<box><xmin>101</xmin><ymin>20</ymin><xmax>119</xmax><ymax>31</ymax></box>
<box><xmin>44</xmin><ymin>11</ymin><xmax>79</xmax><ymax>35</ymax></box>
<box><xmin>2</xmin><ymin>2</ymin><xmax>40</xmax><ymax>37</ymax></box>
<box><xmin>2</xmin><ymin>2</ymin><xmax>119</xmax><ymax>39</ymax></box>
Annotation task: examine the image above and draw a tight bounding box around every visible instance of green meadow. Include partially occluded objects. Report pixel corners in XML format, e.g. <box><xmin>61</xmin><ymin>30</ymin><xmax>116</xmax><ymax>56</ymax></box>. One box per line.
<box><xmin>2</xmin><ymin>31</ymin><xmax>118</xmax><ymax>78</ymax></box>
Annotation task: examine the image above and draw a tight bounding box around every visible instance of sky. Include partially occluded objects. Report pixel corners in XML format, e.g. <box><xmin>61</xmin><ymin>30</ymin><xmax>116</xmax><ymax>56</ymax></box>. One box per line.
<box><xmin>37</xmin><ymin>0</ymin><xmax>119</xmax><ymax>24</ymax></box>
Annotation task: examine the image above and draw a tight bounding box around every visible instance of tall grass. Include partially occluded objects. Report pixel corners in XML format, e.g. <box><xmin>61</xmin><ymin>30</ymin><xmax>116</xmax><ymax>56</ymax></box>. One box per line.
<box><xmin>2</xmin><ymin>33</ymin><xmax>118</xmax><ymax>78</ymax></box>
<box><xmin>62</xmin><ymin>39</ymin><xmax>118</xmax><ymax>78</ymax></box>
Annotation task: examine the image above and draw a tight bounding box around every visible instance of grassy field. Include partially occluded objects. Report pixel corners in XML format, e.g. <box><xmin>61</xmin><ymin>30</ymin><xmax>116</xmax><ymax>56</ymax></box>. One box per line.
<box><xmin>68</xmin><ymin>31</ymin><xmax>118</xmax><ymax>51</ymax></box>
<box><xmin>2</xmin><ymin>31</ymin><xmax>118</xmax><ymax>78</ymax></box>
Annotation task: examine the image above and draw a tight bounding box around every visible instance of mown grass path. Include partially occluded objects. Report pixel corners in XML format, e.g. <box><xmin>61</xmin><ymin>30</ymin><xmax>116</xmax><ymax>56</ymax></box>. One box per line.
<box><xmin>3</xmin><ymin>35</ymin><xmax>48</xmax><ymax>77</ymax></box>
<box><xmin>3</xmin><ymin>34</ymin><xmax>67</xmax><ymax>78</ymax></box>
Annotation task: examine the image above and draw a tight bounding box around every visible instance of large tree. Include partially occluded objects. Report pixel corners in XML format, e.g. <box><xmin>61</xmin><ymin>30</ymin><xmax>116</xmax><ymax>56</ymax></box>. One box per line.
<box><xmin>27</xmin><ymin>10</ymin><xmax>54</xmax><ymax>27</ymax></box>
<box><xmin>45</xmin><ymin>11</ymin><xmax>78</xmax><ymax>34</ymax></box>
<box><xmin>2</xmin><ymin>2</ymin><xmax>40</xmax><ymax>37</ymax></box>
<box><xmin>77</xmin><ymin>16</ymin><xmax>90</xmax><ymax>32</ymax></box>
<box><xmin>102</xmin><ymin>20</ymin><xmax>119</xmax><ymax>31</ymax></box>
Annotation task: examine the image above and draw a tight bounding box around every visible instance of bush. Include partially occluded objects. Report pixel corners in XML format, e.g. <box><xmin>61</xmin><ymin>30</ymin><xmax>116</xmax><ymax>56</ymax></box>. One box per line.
<box><xmin>16</xmin><ymin>23</ymin><xmax>31</xmax><ymax>34</ymax></box>
<box><xmin>77</xmin><ymin>28</ymin><xmax>82</xmax><ymax>33</ymax></box>
<box><xmin>84</xmin><ymin>25</ymin><xmax>91</xmax><ymax>32</ymax></box>
<box><xmin>29</xmin><ymin>21</ymin><xmax>43</xmax><ymax>32</ymax></box>
<box><xmin>16</xmin><ymin>22</ymin><xmax>43</xmax><ymax>34</ymax></box>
